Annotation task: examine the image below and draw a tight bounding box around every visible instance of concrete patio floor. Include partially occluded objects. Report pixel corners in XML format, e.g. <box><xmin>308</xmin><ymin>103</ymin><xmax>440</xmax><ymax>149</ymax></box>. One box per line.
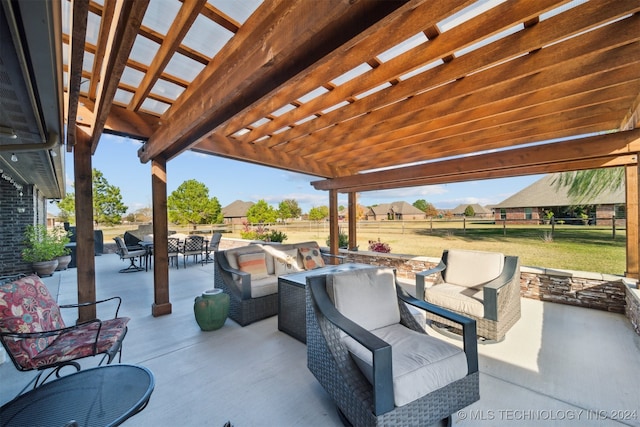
<box><xmin>1</xmin><ymin>253</ymin><xmax>639</xmax><ymax>426</ymax></box>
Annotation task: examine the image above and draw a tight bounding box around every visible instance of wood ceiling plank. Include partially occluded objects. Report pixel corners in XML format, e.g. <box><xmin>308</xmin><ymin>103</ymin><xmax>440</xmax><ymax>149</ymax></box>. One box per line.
<box><xmin>337</xmin><ymin>155</ymin><xmax>638</xmax><ymax>193</ymax></box>
<box><xmin>89</xmin><ymin>0</ymin><xmax>150</xmax><ymax>152</ymax></box>
<box><xmin>200</xmin><ymin>3</ymin><xmax>240</xmax><ymax>33</ymax></box>
<box><xmin>89</xmin><ymin>0</ymin><xmax>116</xmax><ymax>100</ymax></box>
<box><xmin>66</xmin><ymin>0</ymin><xmax>89</xmax><ymax>148</ymax></box>
<box><xmin>297</xmin><ymin>34</ymin><xmax>640</xmax><ymax>162</ymax></box>
<box><xmin>326</xmin><ymin>76</ymin><xmax>640</xmax><ymax>168</ymax></box>
<box><xmin>311</xmin><ymin>129</ymin><xmax>640</xmax><ymax>191</ymax></box>
<box><xmin>102</xmin><ymin>103</ymin><xmax>160</xmax><ymax>139</ymax></box>
<box><xmin>225</xmin><ymin>0</ymin><xmax>477</xmax><ymax>143</ymax></box>
<box><xmin>138</xmin><ymin>25</ymin><xmax>210</xmax><ymax>65</ymax></box>
<box><xmin>128</xmin><ymin>0</ymin><xmax>208</xmax><ymax>111</ymax></box>
<box><xmin>139</xmin><ymin>0</ymin><xmax>417</xmax><ymax>163</ymax></box>
<box><xmin>283</xmin><ymin>6</ymin><xmax>640</xmax><ymax>157</ymax></box>
<box><xmin>191</xmin><ymin>133</ymin><xmax>332</xmax><ymax>178</ymax></box>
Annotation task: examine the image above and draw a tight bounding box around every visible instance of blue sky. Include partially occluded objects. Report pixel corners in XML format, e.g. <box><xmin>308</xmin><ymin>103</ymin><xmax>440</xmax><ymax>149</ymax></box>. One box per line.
<box><xmin>56</xmin><ymin>133</ymin><xmax>543</xmax><ymax>214</ymax></box>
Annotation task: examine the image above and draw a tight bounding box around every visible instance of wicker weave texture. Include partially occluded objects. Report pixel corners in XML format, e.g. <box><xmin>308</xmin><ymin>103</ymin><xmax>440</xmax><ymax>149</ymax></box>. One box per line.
<box><xmin>306</xmin><ymin>284</ymin><xmax>480</xmax><ymax>427</ymax></box>
<box><xmin>214</xmin><ymin>255</ymin><xmax>278</xmax><ymax>326</ymax></box>
<box><xmin>278</xmin><ymin>279</ymin><xmax>306</xmax><ymax>342</ymax></box>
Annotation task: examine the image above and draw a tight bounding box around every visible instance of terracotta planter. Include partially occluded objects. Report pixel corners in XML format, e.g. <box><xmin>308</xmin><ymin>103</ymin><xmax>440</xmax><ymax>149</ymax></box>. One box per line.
<box><xmin>33</xmin><ymin>260</ymin><xmax>59</xmax><ymax>277</ymax></box>
<box><xmin>56</xmin><ymin>255</ymin><xmax>72</xmax><ymax>271</ymax></box>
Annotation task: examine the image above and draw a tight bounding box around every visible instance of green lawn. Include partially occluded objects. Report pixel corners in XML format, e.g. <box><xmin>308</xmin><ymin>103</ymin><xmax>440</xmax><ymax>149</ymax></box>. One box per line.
<box><xmin>100</xmin><ymin>221</ymin><xmax>627</xmax><ymax>275</ymax></box>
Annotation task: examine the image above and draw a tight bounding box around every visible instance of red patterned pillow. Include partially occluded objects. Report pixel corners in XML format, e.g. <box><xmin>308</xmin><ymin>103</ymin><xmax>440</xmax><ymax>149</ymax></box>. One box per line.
<box><xmin>299</xmin><ymin>247</ymin><xmax>325</xmax><ymax>270</ymax></box>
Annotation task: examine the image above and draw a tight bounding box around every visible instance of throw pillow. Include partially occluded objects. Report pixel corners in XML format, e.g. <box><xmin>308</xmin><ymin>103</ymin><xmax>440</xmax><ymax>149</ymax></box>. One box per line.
<box><xmin>237</xmin><ymin>252</ymin><xmax>269</xmax><ymax>280</ymax></box>
<box><xmin>299</xmin><ymin>246</ymin><xmax>325</xmax><ymax>270</ymax></box>
<box><xmin>271</xmin><ymin>248</ymin><xmax>302</xmax><ymax>276</ymax></box>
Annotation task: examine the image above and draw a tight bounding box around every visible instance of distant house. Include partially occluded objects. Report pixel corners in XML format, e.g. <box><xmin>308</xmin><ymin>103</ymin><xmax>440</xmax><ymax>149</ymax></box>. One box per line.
<box><xmin>365</xmin><ymin>201</ymin><xmax>425</xmax><ymax>221</ymax></box>
<box><xmin>450</xmin><ymin>203</ymin><xmax>493</xmax><ymax>218</ymax></box>
<box><xmin>492</xmin><ymin>173</ymin><xmax>625</xmax><ymax>225</ymax></box>
<box><xmin>222</xmin><ymin>200</ymin><xmax>254</xmax><ymax>225</ymax></box>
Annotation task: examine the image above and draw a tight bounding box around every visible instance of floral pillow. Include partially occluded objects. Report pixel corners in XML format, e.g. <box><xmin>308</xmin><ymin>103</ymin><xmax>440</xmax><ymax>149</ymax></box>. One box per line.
<box><xmin>299</xmin><ymin>247</ymin><xmax>325</xmax><ymax>270</ymax></box>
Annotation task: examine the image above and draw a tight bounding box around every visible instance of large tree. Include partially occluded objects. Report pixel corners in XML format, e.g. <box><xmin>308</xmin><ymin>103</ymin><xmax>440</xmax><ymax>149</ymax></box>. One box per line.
<box><xmin>278</xmin><ymin>199</ymin><xmax>302</xmax><ymax>222</ymax></box>
<box><xmin>168</xmin><ymin>179</ymin><xmax>222</xmax><ymax>229</ymax></box>
<box><xmin>246</xmin><ymin>199</ymin><xmax>278</xmax><ymax>223</ymax></box>
<box><xmin>92</xmin><ymin>169</ymin><xmax>127</xmax><ymax>226</ymax></box>
<box><xmin>554</xmin><ymin>168</ymin><xmax>624</xmax><ymax>203</ymax></box>
<box><xmin>413</xmin><ymin>199</ymin><xmax>438</xmax><ymax>217</ymax></box>
<box><xmin>56</xmin><ymin>193</ymin><xmax>76</xmax><ymax>224</ymax></box>
<box><xmin>308</xmin><ymin>205</ymin><xmax>329</xmax><ymax>222</ymax></box>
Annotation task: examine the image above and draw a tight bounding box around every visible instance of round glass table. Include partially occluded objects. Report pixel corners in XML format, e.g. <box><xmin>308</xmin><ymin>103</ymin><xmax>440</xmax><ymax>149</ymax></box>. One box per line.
<box><xmin>0</xmin><ymin>364</ymin><xmax>154</xmax><ymax>427</ymax></box>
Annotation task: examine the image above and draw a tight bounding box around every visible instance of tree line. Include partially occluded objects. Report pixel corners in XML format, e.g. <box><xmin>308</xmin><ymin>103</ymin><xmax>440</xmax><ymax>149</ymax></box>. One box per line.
<box><xmin>56</xmin><ymin>168</ymin><xmax>615</xmax><ymax>227</ymax></box>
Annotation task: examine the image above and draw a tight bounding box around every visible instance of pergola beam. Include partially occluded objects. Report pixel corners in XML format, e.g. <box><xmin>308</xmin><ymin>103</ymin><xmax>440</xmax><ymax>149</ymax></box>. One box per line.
<box><xmin>311</xmin><ymin>129</ymin><xmax>640</xmax><ymax>192</ymax></box>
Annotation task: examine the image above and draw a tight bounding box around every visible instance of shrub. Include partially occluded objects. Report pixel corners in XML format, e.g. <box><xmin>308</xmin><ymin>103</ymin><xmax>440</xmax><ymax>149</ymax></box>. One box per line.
<box><xmin>326</xmin><ymin>228</ymin><xmax>349</xmax><ymax>248</ymax></box>
<box><xmin>368</xmin><ymin>238</ymin><xmax>391</xmax><ymax>253</ymax></box>
<box><xmin>22</xmin><ymin>225</ymin><xmax>70</xmax><ymax>262</ymax></box>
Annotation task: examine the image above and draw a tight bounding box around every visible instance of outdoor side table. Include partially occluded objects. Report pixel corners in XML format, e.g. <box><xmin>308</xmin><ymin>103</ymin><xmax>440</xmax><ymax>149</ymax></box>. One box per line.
<box><xmin>0</xmin><ymin>364</ymin><xmax>155</xmax><ymax>427</ymax></box>
<box><xmin>278</xmin><ymin>263</ymin><xmax>376</xmax><ymax>343</ymax></box>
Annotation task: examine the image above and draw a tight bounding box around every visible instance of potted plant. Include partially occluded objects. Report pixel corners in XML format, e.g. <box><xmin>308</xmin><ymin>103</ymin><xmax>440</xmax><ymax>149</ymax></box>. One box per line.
<box><xmin>22</xmin><ymin>225</ymin><xmax>69</xmax><ymax>276</ymax></box>
<box><xmin>52</xmin><ymin>226</ymin><xmax>72</xmax><ymax>270</ymax></box>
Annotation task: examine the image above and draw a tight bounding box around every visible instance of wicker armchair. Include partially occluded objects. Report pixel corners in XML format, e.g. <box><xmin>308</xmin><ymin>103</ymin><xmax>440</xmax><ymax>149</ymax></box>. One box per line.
<box><xmin>416</xmin><ymin>249</ymin><xmax>521</xmax><ymax>342</ymax></box>
<box><xmin>306</xmin><ymin>267</ymin><xmax>479</xmax><ymax>427</ymax></box>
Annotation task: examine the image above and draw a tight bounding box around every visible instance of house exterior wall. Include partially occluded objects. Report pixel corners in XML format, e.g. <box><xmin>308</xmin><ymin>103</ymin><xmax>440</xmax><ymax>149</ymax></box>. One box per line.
<box><xmin>0</xmin><ymin>181</ymin><xmax>40</xmax><ymax>276</ymax></box>
<box><xmin>494</xmin><ymin>207</ymin><xmax>541</xmax><ymax>224</ymax></box>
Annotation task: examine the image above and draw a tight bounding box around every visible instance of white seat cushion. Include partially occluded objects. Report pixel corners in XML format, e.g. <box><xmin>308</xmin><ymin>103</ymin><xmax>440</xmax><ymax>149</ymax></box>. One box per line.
<box><xmin>424</xmin><ymin>283</ymin><xmax>484</xmax><ymax>318</ymax></box>
<box><xmin>250</xmin><ymin>276</ymin><xmax>278</xmax><ymax>298</ymax></box>
<box><xmin>445</xmin><ymin>249</ymin><xmax>504</xmax><ymax>288</ymax></box>
<box><xmin>343</xmin><ymin>323</ymin><xmax>468</xmax><ymax>407</ymax></box>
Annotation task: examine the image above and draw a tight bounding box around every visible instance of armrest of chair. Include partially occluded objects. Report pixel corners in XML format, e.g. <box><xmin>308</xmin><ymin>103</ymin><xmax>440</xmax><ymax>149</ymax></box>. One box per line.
<box><xmin>481</xmin><ymin>256</ymin><xmax>520</xmax><ymax>321</ymax></box>
<box><xmin>308</xmin><ymin>278</ymin><xmax>394</xmax><ymax>416</ymax></box>
<box><xmin>59</xmin><ymin>296</ymin><xmax>123</xmax><ymax>318</ymax></box>
<box><xmin>215</xmin><ymin>252</ymin><xmax>252</xmax><ymax>299</ymax></box>
<box><xmin>320</xmin><ymin>252</ymin><xmax>346</xmax><ymax>264</ymax></box>
<box><xmin>397</xmin><ymin>285</ymin><xmax>478</xmax><ymax>374</ymax></box>
<box><xmin>415</xmin><ymin>260</ymin><xmax>446</xmax><ymax>300</ymax></box>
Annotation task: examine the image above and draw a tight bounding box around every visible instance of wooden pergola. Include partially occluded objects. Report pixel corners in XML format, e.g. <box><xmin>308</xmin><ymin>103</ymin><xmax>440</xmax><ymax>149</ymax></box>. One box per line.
<box><xmin>59</xmin><ymin>0</ymin><xmax>640</xmax><ymax>319</ymax></box>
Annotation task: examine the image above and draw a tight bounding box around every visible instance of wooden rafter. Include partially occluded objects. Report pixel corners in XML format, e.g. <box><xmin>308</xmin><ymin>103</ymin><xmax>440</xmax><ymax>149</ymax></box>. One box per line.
<box><xmin>311</xmin><ymin>129</ymin><xmax>640</xmax><ymax>192</ymax></box>
<box><xmin>138</xmin><ymin>0</ymin><xmax>422</xmax><ymax>163</ymax></box>
<box><xmin>128</xmin><ymin>0</ymin><xmax>208</xmax><ymax>111</ymax></box>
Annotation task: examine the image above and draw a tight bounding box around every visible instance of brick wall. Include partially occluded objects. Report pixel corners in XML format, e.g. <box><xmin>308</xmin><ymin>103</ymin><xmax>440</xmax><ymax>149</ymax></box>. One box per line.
<box><xmin>0</xmin><ymin>180</ymin><xmax>35</xmax><ymax>276</ymax></box>
<box><xmin>626</xmin><ymin>285</ymin><xmax>640</xmax><ymax>335</ymax></box>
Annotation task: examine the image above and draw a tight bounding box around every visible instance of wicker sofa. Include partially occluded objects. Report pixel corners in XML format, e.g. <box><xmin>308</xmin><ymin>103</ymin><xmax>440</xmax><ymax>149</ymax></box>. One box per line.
<box><xmin>416</xmin><ymin>249</ymin><xmax>521</xmax><ymax>342</ymax></box>
<box><xmin>214</xmin><ymin>241</ymin><xmax>338</xmax><ymax>326</ymax></box>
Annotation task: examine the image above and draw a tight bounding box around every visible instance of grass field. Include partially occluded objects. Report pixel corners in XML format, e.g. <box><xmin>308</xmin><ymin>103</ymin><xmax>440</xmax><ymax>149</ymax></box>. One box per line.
<box><xmin>99</xmin><ymin>220</ymin><xmax>626</xmax><ymax>275</ymax></box>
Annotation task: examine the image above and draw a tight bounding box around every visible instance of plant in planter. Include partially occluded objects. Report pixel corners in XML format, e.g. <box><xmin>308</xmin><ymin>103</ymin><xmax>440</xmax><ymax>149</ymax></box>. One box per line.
<box><xmin>368</xmin><ymin>238</ymin><xmax>391</xmax><ymax>253</ymax></box>
<box><xmin>22</xmin><ymin>225</ymin><xmax>70</xmax><ymax>276</ymax></box>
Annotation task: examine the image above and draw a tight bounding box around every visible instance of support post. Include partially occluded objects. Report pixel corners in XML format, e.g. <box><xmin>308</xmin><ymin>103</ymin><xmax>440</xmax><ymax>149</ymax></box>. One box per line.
<box><xmin>348</xmin><ymin>192</ymin><xmax>357</xmax><ymax>251</ymax></box>
<box><xmin>151</xmin><ymin>157</ymin><xmax>172</xmax><ymax>316</ymax></box>
<box><xmin>73</xmin><ymin>132</ymin><xmax>96</xmax><ymax>322</ymax></box>
<box><xmin>329</xmin><ymin>189</ymin><xmax>339</xmax><ymax>262</ymax></box>
<box><xmin>625</xmin><ymin>164</ymin><xmax>640</xmax><ymax>279</ymax></box>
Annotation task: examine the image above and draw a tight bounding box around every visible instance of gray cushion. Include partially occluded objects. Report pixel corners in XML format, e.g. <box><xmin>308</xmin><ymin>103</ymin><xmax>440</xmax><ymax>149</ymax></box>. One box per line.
<box><xmin>328</xmin><ymin>268</ymin><xmax>400</xmax><ymax>331</ymax></box>
<box><xmin>343</xmin><ymin>323</ymin><xmax>468</xmax><ymax>407</ymax></box>
<box><xmin>445</xmin><ymin>249</ymin><xmax>504</xmax><ymax>288</ymax></box>
<box><xmin>424</xmin><ymin>283</ymin><xmax>484</xmax><ymax>318</ymax></box>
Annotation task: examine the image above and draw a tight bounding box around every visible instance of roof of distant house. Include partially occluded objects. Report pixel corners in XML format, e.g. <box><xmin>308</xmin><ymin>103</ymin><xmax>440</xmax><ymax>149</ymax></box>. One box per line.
<box><xmin>222</xmin><ymin>200</ymin><xmax>255</xmax><ymax>217</ymax></box>
<box><xmin>493</xmin><ymin>173</ymin><xmax>625</xmax><ymax>208</ymax></box>
<box><xmin>368</xmin><ymin>201</ymin><xmax>425</xmax><ymax>216</ymax></box>
<box><xmin>450</xmin><ymin>203</ymin><xmax>493</xmax><ymax>215</ymax></box>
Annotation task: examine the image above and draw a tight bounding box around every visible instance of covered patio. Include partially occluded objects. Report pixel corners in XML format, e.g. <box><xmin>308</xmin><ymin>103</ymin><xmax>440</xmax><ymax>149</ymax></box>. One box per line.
<box><xmin>1</xmin><ymin>253</ymin><xmax>638</xmax><ymax>426</ymax></box>
<box><xmin>2</xmin><ymin>0</ymin><xmax>639</xmax><ymax>321</ymax></box>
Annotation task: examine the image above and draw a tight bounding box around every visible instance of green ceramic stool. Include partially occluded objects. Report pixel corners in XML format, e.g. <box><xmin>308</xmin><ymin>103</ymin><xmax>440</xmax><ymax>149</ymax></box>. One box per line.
<box><xmin>194</xmin><ymin>289</ymin><xmax>229</xmax><ymax>331</ymax></box>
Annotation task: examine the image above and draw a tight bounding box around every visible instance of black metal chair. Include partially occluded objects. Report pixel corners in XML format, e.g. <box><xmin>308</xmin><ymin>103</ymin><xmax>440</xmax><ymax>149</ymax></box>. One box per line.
<box><xmin>0</xmin><ymin>274</ymin><xmax>129</xmax><ymax>393</ymax></box>
<box><xmin>167</xmin><ymin>237</ymin><xmax>181</xmax><ymax>269</ymax></box>
<box><xmin>204</xmin><ymin>232</ymin><xmax>222</xmax><ymax>263</ymax></box>
<box><xmin>180</xmin><ymin>235</ymin><xmax>205</xmax><ymax>267</ymax></box>
<box><xmin>306</xmin><ymin>267</ymin><xmax>479</xmax><ymax>427</ymax></box>
<box><xmin>114</xmin><ymin>237</ymin><xmax>146</xmax><ymax>273</ymax></box>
